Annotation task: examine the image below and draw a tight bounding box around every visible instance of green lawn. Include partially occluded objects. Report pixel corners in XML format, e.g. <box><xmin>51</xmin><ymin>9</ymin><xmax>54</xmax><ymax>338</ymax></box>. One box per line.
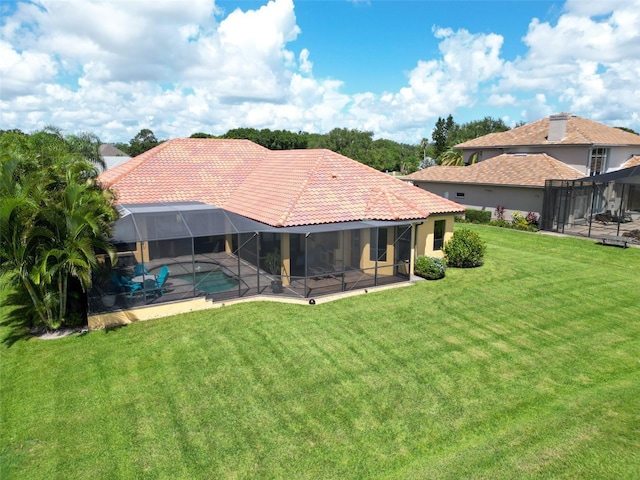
<box><xmin>2</xmin><ymin>225</ymin><xmax>639</xmax><ymax>479</ymax></box>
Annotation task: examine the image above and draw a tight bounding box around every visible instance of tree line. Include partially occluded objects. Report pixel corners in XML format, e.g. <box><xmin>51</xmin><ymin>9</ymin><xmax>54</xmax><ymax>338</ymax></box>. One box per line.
<box><xmin>110</xmin><ymin>116</ymin><xmax>512</xmax><ymax>174</ymax></box>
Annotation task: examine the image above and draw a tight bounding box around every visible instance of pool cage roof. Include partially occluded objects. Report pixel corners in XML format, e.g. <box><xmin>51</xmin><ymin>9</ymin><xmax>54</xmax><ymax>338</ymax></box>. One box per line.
<box><xmin>577</xmin><ymin>165</ymin><xmax>640</xmax><ymax>185</ymax></box>
<box><xmin>112</xmin><ymin>202</ymin><xmax>415</xmax><ymax>243</ymax></box>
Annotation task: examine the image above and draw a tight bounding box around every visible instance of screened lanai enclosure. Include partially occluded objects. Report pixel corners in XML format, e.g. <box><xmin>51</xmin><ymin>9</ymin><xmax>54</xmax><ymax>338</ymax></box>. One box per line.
<box><xmin>540</xmin><ymin>166</ymin><xmax>640</xmax><ymax>242</ymax></box>
<box><xmin>88</xmin><ymin>202</ymin><xmax>414</xmax><ymax>315</ymax></box>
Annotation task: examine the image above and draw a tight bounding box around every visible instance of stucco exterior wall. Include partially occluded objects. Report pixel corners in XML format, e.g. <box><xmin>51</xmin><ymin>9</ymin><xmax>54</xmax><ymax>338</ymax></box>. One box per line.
<box><xmin>468</xmin><ymin>145</ymin><xmax>640</xmax><ymax>174</ymax></box>
<box><xmin>414</xmin><ymin>215</ymin><xmax>455</xmax><ymax>260</ymax></box>
<box><xmin>361</xmin><ymin>227</ymin><xmax>396</xmax><ymax>275</ymax></box>
<box><xmin>88</xmin><ymin>297</ymin><xmax>214</xmax><ymax>329</ymax></box>
<box><xmin>415</xmin><ymin>182</ymin><xmax>543</xmax><ymax>218</ymax></box>
<box><xmin>610</xmin><ymin>147</ymin><xmax>640</xmax><ymax>170</ymax></box>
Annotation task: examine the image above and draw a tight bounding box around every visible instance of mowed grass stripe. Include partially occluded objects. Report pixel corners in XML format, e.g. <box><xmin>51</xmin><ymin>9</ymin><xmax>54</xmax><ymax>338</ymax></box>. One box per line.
<box><xmin>2</xmin><ymin>225</ymin><xmax>639</xmax><ymax>478</ymax></box>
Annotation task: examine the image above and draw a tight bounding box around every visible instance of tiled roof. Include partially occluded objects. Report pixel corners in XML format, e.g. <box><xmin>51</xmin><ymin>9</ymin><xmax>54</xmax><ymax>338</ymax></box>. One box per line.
<box><xmin>455</xmin><ymin>114</ymin><xmax>640</xmax><ymax>148</ymax></box>
<box><xmin>622</xmin><ymin>155</ymin><xmax>640</xmax><ymax>168</ymax></box>
<box><xmin>99</xmin><ymin>139</ymin><xmax>464</xmax><ymax>227</ymax></box>
<box><xmin>404</xmin><ymin>153</ymin><xmax>584</xmax><ymax>187</ymax></box>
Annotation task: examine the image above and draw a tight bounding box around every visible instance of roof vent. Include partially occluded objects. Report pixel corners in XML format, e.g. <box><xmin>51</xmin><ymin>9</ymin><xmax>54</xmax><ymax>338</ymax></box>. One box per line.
<box><xmin>548</xmin><ymin>113</ymin><xmax>570</xmax><ymax>142</ymax></box>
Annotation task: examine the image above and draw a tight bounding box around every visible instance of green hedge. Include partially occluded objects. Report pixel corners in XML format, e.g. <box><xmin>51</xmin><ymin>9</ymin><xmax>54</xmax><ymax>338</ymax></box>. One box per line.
<box><xmin>414</xmin><ymin>256</ymin><xmax>446</xmax><ymax>280</ymax></box>
<box><xmin>444</xmin><ymin>228</ymin><xmax>486</xmax><ymax>268</ymax></box>
<box><xmin>465</xmin><ymin>209</ymin><xmax>491</xmax><ymax>224</ymax></box>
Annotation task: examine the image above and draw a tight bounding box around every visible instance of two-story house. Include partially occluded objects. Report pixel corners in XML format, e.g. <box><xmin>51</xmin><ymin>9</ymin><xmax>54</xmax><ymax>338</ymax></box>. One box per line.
<box><xmin>405</xmin><ymin>113</ymin><xmax>640</xmax><ymax>218</ymax></box>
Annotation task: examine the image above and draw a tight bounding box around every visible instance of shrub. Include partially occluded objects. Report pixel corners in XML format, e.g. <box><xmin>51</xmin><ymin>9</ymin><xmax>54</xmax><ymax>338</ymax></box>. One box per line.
<box><xmin>443</xmin><ymin>228</ymin><xmax>486</xmax><ymax>268</ymax></box>
<box><xmin>511</xmin><ymin>211</ymin><xmax>529</xmax><ymax>230</ymax></box>
<box><xmin>525</xmin><ymin>211</ymin><xmax>539</xmax><ymax>227</ymax></box>
<box><xmin>495</xmin><ymin>205</ymin><xmax>506</xmax><ymax>220</ymax></box>
<box><xmin>489</xmin><ymin>219</ymin><xmax>511</xmax><ymax>228</ymax></box>
<box><xmin>465</xmin><ymin>209</ymin><xmax>491</xmax><ymax>224</ymax></box>
<box><xmin>414</xmin><ymin>256</ymin><xmax>446</xmax><ymax>280</ymax></box>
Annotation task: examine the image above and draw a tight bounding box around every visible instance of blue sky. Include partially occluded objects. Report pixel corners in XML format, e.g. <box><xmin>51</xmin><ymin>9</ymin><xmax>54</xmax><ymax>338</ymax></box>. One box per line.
<box><xmin>1</xmin><ymin>0</ymin><xmax>639</xmax><ymax>144</ymax></box>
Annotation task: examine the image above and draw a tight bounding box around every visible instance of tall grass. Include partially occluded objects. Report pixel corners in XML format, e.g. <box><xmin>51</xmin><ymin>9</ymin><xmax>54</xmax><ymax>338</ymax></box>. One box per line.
<box><xmin>2</xmin><ymin>226</ymin><xmax>639</xmax><ymax>479</ymax></box>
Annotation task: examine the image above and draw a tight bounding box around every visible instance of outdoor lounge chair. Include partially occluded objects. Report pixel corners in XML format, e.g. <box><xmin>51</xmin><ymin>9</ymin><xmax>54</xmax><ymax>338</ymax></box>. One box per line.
<box><xmin>121</xmin><ymin>275</ymin><xmax>144</xmax><ymax>297</ymax></box>
<box><xmin>133</xmin><ymin>263</ymin><xmax>150</xmax><ymax>276</ymax></box>
<box><xmin>149</xmin><ymin>265</ymin><xmax>169</xmax><ymax>298</ymax></box>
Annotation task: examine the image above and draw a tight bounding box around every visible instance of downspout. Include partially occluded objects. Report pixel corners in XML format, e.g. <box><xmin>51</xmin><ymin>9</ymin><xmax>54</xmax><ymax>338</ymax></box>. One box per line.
<box><xmin>588</xmin><ymin>182</ymin><xmax>596</xmax><ymax>238</ymax></box>
<box><xmin>616</xmin><ymin>184</ymin><xmax>625</xmax><ymax>237</ymax></box>
<box><xmin>304</xmin><ymin>233</ymin><xmax>309</xmax><ymax>297</ymax></box>
<box><xmin>373</xmin><ymin>228</ymin><xmax>378</xmax><ymax>286</ymax></box>
<box><xmin>256</xmin><ymin>232</ymin><xmax>260</xmax><ymax>294</ymax></box>
<box><xmin>413</xmin><ymin>221</ymin><xmax>424</xmax><ymax>263</ymax></box>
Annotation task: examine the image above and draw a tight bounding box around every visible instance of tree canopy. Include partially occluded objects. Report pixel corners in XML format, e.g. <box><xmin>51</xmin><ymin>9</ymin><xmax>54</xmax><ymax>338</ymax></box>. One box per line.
<box><xmin>0</xmin><ymin>128</ymin><xmax>118</xmax><ymax>331</ymax></box>
<box><xmin>430</xmin><ymin>115</ymin><xmax>510</xmax><ymax>165</ymax></box>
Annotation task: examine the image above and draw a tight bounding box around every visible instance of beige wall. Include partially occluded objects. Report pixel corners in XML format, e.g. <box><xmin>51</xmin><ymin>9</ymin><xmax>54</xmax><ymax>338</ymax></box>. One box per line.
<box><xmin>414</xmin><ymin>215</ymin><xmax>456</xmax><ymax>260</ymax></box>
<box><xmin>361</xmin><ymin>227</ymin><xmax>396</xmax><ymax>275</ymax></box>
<box><xmin>88</xmin><ymin>297</ymin><xmax>213</xmax><ymax>329</ymax></box>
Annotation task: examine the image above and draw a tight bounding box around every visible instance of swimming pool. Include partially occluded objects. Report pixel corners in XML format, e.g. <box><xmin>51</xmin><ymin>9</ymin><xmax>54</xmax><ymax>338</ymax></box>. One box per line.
<box><xmin>151</xmin><ymin>263</ymin><xmax>238</xmax><ymax>294</ymax></box>
<box><xmin>182</xmin><ymin>270</ymin><xmax>238</xmax><ymax>294</ymax></box>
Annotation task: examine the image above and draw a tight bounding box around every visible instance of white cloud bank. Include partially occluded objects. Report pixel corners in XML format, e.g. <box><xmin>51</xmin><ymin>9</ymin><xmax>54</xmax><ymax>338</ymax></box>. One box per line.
<box><xmin>1</xmin><ymin>0</ymin><xmax>639</xmax><ymax>143</ymax></box>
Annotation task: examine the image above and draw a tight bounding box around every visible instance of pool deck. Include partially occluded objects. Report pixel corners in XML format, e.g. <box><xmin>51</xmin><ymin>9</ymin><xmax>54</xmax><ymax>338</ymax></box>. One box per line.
<box><xmin>92</xmin><ymin>251</ymin><xmax>411</xmax><ymax>314</ymax></box>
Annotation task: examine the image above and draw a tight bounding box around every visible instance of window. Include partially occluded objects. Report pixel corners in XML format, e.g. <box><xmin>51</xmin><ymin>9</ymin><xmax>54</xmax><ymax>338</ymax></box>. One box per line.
<box><xmin>456</xmin><ymin>192</ymin><xmax>465</xmax><ymax>198</ymax></box>
<box><xmin>588</xmin><ymin>148</ymin><xmax>608</xmax><ymax>176</ymax></box>
<box><xmin>370</xmin><ymin>228</ymin><xmax>387</xmax><ymax>262</ymax></box>
<box><xmin>433</xmin><ymin>220</ymin><xmax>445</xmax><ymax>250</ymax></box>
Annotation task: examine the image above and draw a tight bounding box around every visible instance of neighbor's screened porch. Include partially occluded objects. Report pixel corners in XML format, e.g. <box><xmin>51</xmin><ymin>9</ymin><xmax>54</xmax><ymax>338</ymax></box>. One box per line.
<box><xmin>540</xmin><ymin>165</ymin><xmax>640</xmax><ymax>239</ymax></box>
<box><xmin>88</xmin><ymin>202</ymin><xmax>414</xmax><ymax>314</ymax></box>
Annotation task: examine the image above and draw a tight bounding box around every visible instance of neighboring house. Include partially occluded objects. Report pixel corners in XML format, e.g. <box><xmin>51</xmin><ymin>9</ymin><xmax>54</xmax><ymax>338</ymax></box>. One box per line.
<box><xmin>99</xmin><ymin>144</ymin><xmax>130</xmax><ymax>170</ymax></box>
<box><xmin>404</xmin><ymin>153</ymin><xmax>583</xmax><ymax>217</ymax></box>
<box><xmin>404</xmin><ymin>113</ymin><xmax>640</xmax><ymax>218</ymax></box>
<box><xmin>92</xmin><ymin>138</ymin><xmax>464</xmax><ymax>327</ymax></box>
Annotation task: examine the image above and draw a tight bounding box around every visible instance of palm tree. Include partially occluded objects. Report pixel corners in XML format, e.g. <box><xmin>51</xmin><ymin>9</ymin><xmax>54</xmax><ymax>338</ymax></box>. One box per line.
<box><xmin>439</xmin><ymin>148</ymin><xmax>464</xmax><ymax>166</ymax></box>
<box><xmin>0</xmin><ymin>128</ymin><xmax>118</xmax><ymax>330</ymax></box>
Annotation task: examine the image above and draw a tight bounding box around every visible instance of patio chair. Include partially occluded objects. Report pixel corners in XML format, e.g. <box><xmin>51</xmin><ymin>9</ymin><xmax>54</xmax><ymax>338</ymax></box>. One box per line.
<box><xmin>121</xmin><ymin>275</ymin><xmax>144</xmax><ymax>297</ymax></box>
<box><xmin>151</xmin><ymin>265</ymin><xmax>170</xmax><ymax>297</ymax></box>
<box><xmin>133</xmin><ymin>263</ymin><xmax>150</xmax><ymax>276</ymax></box>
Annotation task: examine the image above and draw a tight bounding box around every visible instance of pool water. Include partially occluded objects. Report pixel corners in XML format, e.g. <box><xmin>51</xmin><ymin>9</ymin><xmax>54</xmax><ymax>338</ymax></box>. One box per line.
<box><xmin>174</xmin><ymin>270</ymin><xmax>238</xmax><ymax>294</ymax></box>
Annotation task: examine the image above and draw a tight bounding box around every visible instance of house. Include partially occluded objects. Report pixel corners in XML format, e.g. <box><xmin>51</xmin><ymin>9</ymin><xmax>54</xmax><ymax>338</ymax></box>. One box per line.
<box><xmin>404</xmin><ymin>153</ymin><xmax>584</xmax><ymax>217</ymax></box>
<box><xmin>99</xmin><ymin>144</ymin><xmax>130</xmax><ymax>170</ymax></box>
<box><xmin>404</xmin><ymin>113</ymin><xmax>640</xmax><ymax>218</ymax></box>
<box><xmin>91</xmin><ymin>138</ymin><xmax>464</xmax><ymax>327</ymax></box>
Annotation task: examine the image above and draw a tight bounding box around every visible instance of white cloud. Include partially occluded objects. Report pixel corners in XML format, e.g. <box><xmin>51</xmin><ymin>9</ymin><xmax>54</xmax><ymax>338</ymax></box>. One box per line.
<box><xmin>1</xmin><ymin>0</ymin><xmax>639</xmax><ymax>143</ymax></box>
<box><xmin>496</xmin><ymin>0</ymin><xmax>640</xmax><ymax>127</ymax></box>
<box><xmin>0</xmin><ymin>40</ymin><xmax>57</xmax><ymax>96</ymax></box>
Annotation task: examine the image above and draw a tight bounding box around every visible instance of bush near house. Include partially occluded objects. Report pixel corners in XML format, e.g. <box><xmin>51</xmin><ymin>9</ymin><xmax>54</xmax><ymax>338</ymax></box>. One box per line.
<box><xmin>444</xmin><ymin>228</ymin><xmax>486</xmax><ymax>267</ymax></box>
<box><xmin>414</xmin><ymin>256</ymin><xmax>446</xmax><ymax>280</ymax></box>
<box><xmin>484</xmin><ymin>207</ymin><xmax>539</xmax><ymax>232</ymax></box>
<box><xmin>464</xmin><ymin>209</ymin><xmax>491</xmax><ymax>224</ymax></box>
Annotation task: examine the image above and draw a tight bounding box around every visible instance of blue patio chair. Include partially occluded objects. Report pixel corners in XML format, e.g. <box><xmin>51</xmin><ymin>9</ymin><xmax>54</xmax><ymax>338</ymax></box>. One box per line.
<box><xmin>110</xmin><ymin>271</ymin><xmax>124</xmax><ymax>290</ymax></box>
<box><xmin>144</xmin><ymin>266</ymin><xmax>169</xmax><ymax>299</ymax></box>
<box><xmin>154</xmin><ymin>265</ymin><xmax>170</xmax><ymax>296</ymax></box>
<box><xmin>121</xmin><ymin>275</ymin><xmax>143</xmax><ymax>297</ymax></box>
<box><xmin>133</xmin><ymin>263</ymin><xmax>150</xmax><ymax>276</ymax></box>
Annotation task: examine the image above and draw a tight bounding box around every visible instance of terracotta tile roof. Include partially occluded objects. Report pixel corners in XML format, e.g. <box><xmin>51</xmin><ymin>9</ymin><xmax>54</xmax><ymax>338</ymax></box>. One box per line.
<box><xmin>455</xmin><ymin>114</ymin><xmax>640</xmax><ymax>149</ymax></box>
<box><xmin>622</xmin><ymin>155</ymin><xmax>640</xmax><ymax>168</ymax></box>
<box><xmin>99</xmin><ymin>139</ymin><xmax>464</xmax><ymax>227</ymax></box>
<box><xmin>404</xmin><ymin>153</ymin><xmax>584</xmax><ymax>187</ymax></box>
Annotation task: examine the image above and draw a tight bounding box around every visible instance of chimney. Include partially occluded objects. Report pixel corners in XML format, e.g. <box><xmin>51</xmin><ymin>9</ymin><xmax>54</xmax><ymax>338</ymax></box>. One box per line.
<box><xmin>547</xmin><ymin>113</ymin><xmax>570</xmax><ymax>141</ymax></box>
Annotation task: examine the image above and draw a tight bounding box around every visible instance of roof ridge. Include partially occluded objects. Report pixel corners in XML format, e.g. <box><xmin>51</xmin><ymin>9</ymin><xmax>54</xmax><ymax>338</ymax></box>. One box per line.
<box><xmin>100</xmin><ymin>141</ymin><xmax>173</xmax><ymax>187</ymax></box>
<box><xmin>274</xmin><ymin>150</ymin><xmax>327</xmax><ymax>227</ymax></box>
<box><xmin>386</xmin><ymin>188</ymin><xmax>430</xmax><ymax>218</ymax></box>
<box><xmin>365</xmin><ymin>187</ymin><xmax>429</xmax><ymax>220</ymax></box>
<box><xmin>542</xmin><ymin>153</ymin><xmax>583</xmax><ymax>177</ymax></box>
